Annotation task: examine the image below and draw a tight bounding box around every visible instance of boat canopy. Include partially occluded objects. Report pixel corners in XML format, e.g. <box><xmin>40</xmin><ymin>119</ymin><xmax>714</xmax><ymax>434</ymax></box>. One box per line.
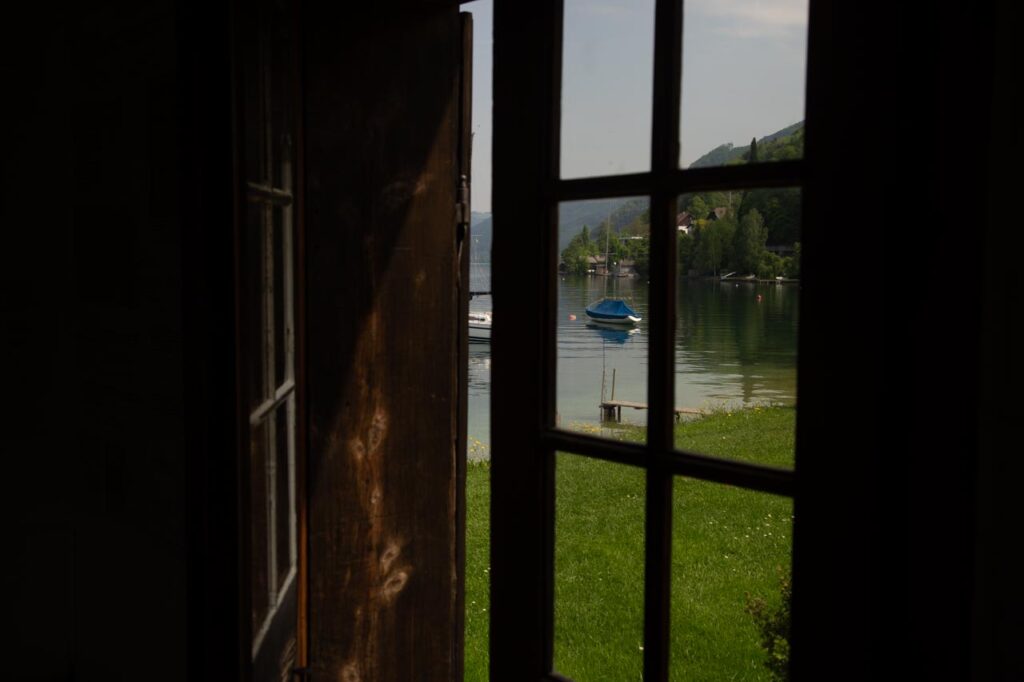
<box><xmin>586</xmin><ymin>299</ymin><xmax>639</xmax><ymax>318</ymax></box>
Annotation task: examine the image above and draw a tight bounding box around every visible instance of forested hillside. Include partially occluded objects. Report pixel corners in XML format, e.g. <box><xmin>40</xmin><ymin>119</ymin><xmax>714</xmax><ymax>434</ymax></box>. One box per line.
<box><xmin>560</xmin><ymin>121</ymin><xmax>805</xmax><ymax>279</ymax></box>
<box><xmin>476</xmin><ymin>121</ymin><xmax>805</xmax><ymax>279</ymax></box>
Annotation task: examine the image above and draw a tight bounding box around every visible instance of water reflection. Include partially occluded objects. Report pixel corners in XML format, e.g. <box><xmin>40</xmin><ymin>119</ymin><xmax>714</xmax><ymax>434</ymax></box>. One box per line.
<box><xmin>467</xmin><ymin>271</ymin><xmax>798</xmax><ymax>458</ymax></box>
<box><xmin>585</xmin><ymin>322</ymin><xmax>640</xmax><ymax>344</ymax></box>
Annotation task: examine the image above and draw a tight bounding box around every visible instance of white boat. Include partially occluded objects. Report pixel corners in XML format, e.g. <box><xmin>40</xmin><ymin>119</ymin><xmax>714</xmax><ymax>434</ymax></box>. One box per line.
<box><xmin>468</xmin><ymin>311</ymin><xmax>492</xmax><ymax>342</ymax></box>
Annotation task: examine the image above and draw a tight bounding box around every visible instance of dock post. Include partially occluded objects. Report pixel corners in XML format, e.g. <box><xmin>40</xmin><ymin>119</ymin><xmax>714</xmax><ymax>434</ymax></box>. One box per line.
<box><xmin>610</xmin><ymin>368</ymin><xmax>617</xmax><ymax>401</ymax></box>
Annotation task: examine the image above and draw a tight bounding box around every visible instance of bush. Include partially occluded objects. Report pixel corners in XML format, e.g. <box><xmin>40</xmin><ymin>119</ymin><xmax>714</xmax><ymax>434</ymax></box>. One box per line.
<box><xmin>757</xmin><ymin>252</ymin><xmax>785</xmax><ymax>279</ymax></box>
<box><xmin>745</xmin><ymin>567</ymin><xmax>791</xmax><ymax>681</ymax></box>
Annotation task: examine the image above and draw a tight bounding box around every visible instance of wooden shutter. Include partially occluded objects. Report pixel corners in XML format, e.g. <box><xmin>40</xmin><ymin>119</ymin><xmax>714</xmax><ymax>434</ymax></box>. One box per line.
<box><xmin>302</xmin><ymin>2</ymin><xmax>465</xmax><ymax>679</ymax></box>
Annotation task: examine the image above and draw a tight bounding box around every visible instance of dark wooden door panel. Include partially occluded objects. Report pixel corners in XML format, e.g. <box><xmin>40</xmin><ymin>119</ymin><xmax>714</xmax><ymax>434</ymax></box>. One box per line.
<box><xmin>304</xmin><ymin>3</ymin><xmax>462</xmax><ymax>680</ymax></box>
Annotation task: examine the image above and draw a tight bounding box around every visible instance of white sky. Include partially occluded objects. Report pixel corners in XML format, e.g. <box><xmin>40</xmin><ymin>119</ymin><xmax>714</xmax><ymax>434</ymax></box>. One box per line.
<box><xmin>466</xmin><ymin>0</ymin><xmax>808</xmax><ymax>212</ymax></box>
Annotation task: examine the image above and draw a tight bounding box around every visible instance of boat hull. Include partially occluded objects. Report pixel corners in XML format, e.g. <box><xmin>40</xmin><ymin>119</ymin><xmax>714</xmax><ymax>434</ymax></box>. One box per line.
<box><xmin>468</xmin><ymin>323</ymin><xmax>491</xmax><ymax>341</ymax></box>
<box><xmin>584</xmin><ymin>311</ymin><xmax>641</xmax><ymax>325</ymax></box>
<box><xmin>468</xmin><ymin>312</ymin><xmax>492</xmax><ymax>342</ymax></box>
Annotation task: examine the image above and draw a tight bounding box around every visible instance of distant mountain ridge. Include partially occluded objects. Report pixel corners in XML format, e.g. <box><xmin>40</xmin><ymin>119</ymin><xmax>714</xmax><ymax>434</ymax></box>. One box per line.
<box><xmin>688</xmin><ymin>121</ymin><xmax>804</xmax><ymax>169</ymax></box>
<box><xmin>469</xmin><ymin>120</ymin><xmax>805</xmax><ymax>260</ymax></box>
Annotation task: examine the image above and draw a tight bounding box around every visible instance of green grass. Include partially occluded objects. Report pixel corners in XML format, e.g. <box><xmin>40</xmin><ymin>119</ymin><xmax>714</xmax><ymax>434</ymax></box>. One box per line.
<box><xmin>464</xmin><ymin>406</ymin><xmax>796</xmax><ymax>681</ymax></box>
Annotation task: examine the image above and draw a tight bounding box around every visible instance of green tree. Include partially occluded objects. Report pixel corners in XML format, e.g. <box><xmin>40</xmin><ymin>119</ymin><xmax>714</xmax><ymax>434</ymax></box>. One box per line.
<box><xmin>785</xmin><ymin>242</ymin><xmax>801</xmax><ymax>279</ymax></box>
<box><xmin>733</xmin><ymin>209</ymin><xmax>768</xmax><ymax>274</ymax></box>
<box><xmin>687</xmin><ymin>195</ymin><xmax>709</xmax><ymax>221</ymax></box>
<box><xmin>677</xmin><ymin>231</ymin><xmax>694</xmax><ymax>275</ymax></box>
<box><xmin>693</xmin><ymin>216</ymin><xmax>736</xmax><ymax>276</ymax></box>
<box><xmin>749</xmin><ymin>136</ymin><xmax>759</xmax><ymax>163</ymax></box>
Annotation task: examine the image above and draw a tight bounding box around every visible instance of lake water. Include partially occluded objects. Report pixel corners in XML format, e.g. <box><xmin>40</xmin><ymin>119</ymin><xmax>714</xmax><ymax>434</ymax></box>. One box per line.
<box><xmin>467</xmin><ymin>270</ymin><xmax>799</xmax><ymax>459</ymax></box>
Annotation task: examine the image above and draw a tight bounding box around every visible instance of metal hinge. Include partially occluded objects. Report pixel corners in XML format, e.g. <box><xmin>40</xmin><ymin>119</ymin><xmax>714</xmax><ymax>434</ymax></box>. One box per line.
<box><xmin>455</xmin><ymin>174</ymin><xmax>470</xmax><ymax>227</ymax></box>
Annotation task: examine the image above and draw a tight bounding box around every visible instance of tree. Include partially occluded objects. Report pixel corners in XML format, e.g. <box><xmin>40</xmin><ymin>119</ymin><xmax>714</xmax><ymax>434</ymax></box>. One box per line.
<box><xmin>733</xmin><ymin>209</ymin><xmax>768</xmax><ymax>274</ymax></box>
<box><xmin>739</xmin><ymin>188</ymin><xmax>801</xmax><ymax>245</ymax></box>
<box><xmin>749</xmin><ymin>136</ymin><xmax>759</xmax><ymax>163</ymax></box>
<box><xmin>677</xmin><ymin>231</ymin><xmax>694</xmax><ymax>275</ymax></box>
<box><xmin>687</xmin><ymin>195</ymin><xmax>708</xmax><ymax>221</ymax></box>
<box><xmin>693</xmin><ymin>216</ymin><xmax>736</xmax><ymax>276</ymax></box>
<box><xmin>785</xmin><ymin>242</ymin><xmax>801</xmax><ymax>279</ymax></box>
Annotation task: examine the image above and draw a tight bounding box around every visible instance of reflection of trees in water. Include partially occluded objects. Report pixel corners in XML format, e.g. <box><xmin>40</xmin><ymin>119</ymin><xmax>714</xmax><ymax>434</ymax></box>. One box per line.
<box><xmin>677</xmin><ymin>281</ymin><xmax>799</xmax><ymax>403</ymax></box>
<box><xmin>555</xmin><ymin>276</ymin><xmax>799</xmax><ymax>404</ymax></box>
<box><xmin>564</xmin><ymin>272</ymin><xmax>644</xmax><ymax>309</ymax></box>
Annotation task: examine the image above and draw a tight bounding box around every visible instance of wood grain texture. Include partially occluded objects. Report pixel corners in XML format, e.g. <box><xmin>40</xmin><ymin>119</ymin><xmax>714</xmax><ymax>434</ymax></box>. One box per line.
<box><xmin>304</xmin><ymin>3</ymin><xmax>460</xmax><ymax>680</ymax></box>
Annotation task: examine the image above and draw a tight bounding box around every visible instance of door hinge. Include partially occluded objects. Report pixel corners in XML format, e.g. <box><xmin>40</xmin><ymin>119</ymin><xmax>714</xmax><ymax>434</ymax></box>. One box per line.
<box><xmin>456</xmin><ymin>173</ymin><xmax>470</xmax><ymax>228</ymax></box>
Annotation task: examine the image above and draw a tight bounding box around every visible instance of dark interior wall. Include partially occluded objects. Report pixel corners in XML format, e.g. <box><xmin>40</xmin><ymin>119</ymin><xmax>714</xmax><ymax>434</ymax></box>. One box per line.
<box><xmin>3</xmin><ymin>3</ymin><xmax>189</xmax><ymax>679</ymax></box>
<box><xmin>794</xmin><ymin>0</ymin><xmax>1023</xmax><ymax>678</ymax></box>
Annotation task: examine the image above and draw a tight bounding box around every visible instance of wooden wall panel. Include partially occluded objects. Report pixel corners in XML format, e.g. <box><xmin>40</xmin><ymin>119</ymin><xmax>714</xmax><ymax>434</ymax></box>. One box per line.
<box><xmin>303</xmin><ymin>3</ymin><xmax>460</xmax><ymax>679</ymax></box>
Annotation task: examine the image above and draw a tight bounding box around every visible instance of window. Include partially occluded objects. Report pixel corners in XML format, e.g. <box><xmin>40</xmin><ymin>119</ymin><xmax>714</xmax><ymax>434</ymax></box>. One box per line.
<box><xmin>491</xmin><ymin>1</ymin><xmax>804</xmax><ymax>679</ymax></box>
<box><xmin>237</xmin><ymin>0</ymin><xmax>303</xmax><ymax>678</ymax></box>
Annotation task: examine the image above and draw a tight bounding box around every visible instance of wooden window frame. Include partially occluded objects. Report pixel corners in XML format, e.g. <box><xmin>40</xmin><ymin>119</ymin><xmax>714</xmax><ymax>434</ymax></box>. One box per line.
<box><xmin>233</xmin><ymin>0</ymin><xmax>307</xmax><ymax>676</ymax></box>
<box><xmin>490</xmin><ymin>1</ymin><xmax>810</xmax><ymax>679</ymax></box>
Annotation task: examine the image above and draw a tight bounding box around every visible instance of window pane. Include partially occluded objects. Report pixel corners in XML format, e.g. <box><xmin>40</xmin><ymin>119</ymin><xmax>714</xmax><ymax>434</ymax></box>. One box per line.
<box><xmin>555</xmin><ymin>453</ymin><xmax>644</xmax><ymax>680</ymax></box>
<box><xmin>273</xmin><ymin>205</ymin><xmax>288</xmax><ymax>388</ymax></box>
<box><xmin>250</xmin><ymin>419</ymin><xmax>271</xmax><ymax>633</ymax></box>
<box><xmin>558</xmin><ymin>198</ymin><xmax>649</xmax><ymax>444</ymax></box>
<box><xmin>561</xmin><ymin>0</ymin><xmax>655</xmax><ymax>178</ymax></box>
<box><xmin>674</xmin><ymin>190</ymin><xmax>799</xmax><ymax>468</ymax></box>
<box><xmin>274</xmin><ymin>397</ymin><xmax>296</xmax><ymax>590</ymax></box>
<box><xmin>670</xmin><ymin>479</ymin><xmax>793</xmax><ymax>680</ymax></box>
<box><xmin>679</xmin><ymin>0</ymin><xmax>808</xmax><ymax>169</ymax></box>
<box><xmin>244</xmin><ymin>206</ymin><xmax>269</xmax><ymax>411</ymax></box>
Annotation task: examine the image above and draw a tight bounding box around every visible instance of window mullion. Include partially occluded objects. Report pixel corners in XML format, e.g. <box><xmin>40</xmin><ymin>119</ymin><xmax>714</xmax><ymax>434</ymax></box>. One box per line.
<box><xmin>645</xmin><ymin>0</ymin><xmax>683</xmax><ymax>680</ymax></box>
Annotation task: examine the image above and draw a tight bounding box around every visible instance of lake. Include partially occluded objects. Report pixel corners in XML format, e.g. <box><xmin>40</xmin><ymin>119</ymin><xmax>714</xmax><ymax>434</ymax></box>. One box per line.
<box><xmin>467</xmin><ymin>271</ymin><xmax>799</xmax><ymax>459</ymax></box>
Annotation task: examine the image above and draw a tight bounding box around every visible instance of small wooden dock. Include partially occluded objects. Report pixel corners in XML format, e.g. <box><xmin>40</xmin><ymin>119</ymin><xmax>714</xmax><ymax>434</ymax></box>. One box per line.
<box><xmin>598</xmin><ymin>367</ymin><xmax>704</xmax><ymax>423</ymax></box>
<box><xmin>600</xmin><ymin>400</ymin><xmax>705</xmax><ymax>423</ymax></box>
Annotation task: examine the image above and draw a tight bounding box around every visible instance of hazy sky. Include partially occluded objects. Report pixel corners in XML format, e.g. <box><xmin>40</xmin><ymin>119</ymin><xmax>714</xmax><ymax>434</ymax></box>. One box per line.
<box><xmin>466</xmin><ymin>0</ymin><xmax>808</xmax><ymax>212</ymax></box>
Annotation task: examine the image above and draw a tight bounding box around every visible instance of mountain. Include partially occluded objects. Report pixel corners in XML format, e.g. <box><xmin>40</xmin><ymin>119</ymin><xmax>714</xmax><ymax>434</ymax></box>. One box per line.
<box><xmin>471</xmin><ymin>121</ymin><xmax>804</xmax><ymax>262</ymax></box>
<box><xmin>557</xmin><ymin>198</ymin><xmax>647</xmax><ymax>252</ymax></box>
<box><xmin>688</xmin><ymin>121</ymin><xmax>804</xmax><ymax>169</ymax></box>
<box><xmin>468</xmin><ymin>197</ymin><xmax>649</xmax><ymax>261</ymax></box>
<box><xmin>470</xmin><ymin>212</ymin><xmax>493</xmax><ymax>262</ymax></box>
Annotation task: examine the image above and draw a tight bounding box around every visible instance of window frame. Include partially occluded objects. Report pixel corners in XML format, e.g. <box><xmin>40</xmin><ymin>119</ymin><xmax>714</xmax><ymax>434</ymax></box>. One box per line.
<box><xmin>490</xmin><ymin>1</ymin><xmax>807</xmax><ymax>679</ymax></box>
<box><xmin>233</xmin><ymin>0</ymin><xmax>307</xmax><ymax>676</ymax></box>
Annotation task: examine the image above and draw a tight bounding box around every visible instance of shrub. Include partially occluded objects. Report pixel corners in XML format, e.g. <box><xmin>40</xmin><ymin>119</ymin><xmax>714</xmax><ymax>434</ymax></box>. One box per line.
<box><xmin>745</xmin><ymin>567</ymin><xmax>791</xmax><ymax>681</ymax></box>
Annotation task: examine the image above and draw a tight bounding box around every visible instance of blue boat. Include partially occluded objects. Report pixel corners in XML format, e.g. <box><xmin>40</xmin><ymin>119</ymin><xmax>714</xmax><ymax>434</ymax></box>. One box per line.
<box><xmin>585</xmin><ymin>298</ymin><xmax>642</xmax><ymax>325</ymax></box>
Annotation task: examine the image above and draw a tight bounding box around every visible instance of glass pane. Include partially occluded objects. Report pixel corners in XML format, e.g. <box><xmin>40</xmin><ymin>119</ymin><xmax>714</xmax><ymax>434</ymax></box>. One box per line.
<box><xmin>670</xmin><ymin>480</ymin><xmax>793</xmax><ymax>680</ymax></box>
<box><xmin>250</xmin><ymin>419</ymin><xmax>271</xmax><ymax>633</ymax></box>
<box><xmin>274</xmin><ymin>397</ymin><xmax>295</xmax><ymax>590</ymax></box>
<box><xmin>240</xmin><ymin>9</ymin><xmax>264</xmax><ymax>183</ymax></box>
<box><xmin>273</xmin><ymin>205</ymin><xmax>287</xmax><ymax>387</ymax></box>
<box><xmin>244</xmin><ymin>206</ymin><xmax>269</xmax><ymax>412</ymax></box>
<box><xmin>561</xmin><ymin>0</ymin><xmax>655</xmax><ymax>178</ymax></box>
<box><xmin>674</xmin><ymin>189</ymin><xmax>799</xmax><ymax>467</ymax></box>
<box><xmin>554</xmin><ymin>453</ymin><xmax>644</xmax><ymax>680</ymax></box>
<box><xmin>679</xmin><ymin>0</ymin><xmax>808</xmax><ymax>168</ymax></box>
<box><xmin>558</xmin><ymin>198</ymin><xmax>649</xmax><ymax>443</ymax></box>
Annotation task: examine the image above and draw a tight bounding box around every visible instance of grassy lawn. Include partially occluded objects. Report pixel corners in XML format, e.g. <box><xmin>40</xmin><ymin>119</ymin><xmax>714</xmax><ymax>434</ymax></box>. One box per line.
<box><xmin>465</xmin><ymin>406</ymin><xmax>795</xmax><ymax>681</ymax></box>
